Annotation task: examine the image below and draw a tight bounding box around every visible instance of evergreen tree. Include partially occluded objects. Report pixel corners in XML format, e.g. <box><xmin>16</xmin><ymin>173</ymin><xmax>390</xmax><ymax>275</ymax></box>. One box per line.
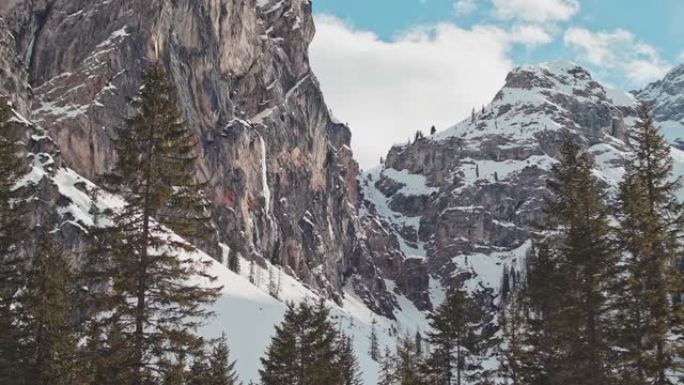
<box><xmin>394</xmin><ymin>334</ymin><xmax>428</xmax><ymax>385</ymax></box>
<box><xmin>378</xmin><ymin>347</ymin><xmax>395</xmax><ymax>385</ymax></box>
<box><xmin>207</xmin><ymin>334</ymin><xmax>240</xmax><ymax>385</ymax></box>
<box><xmin>542</xmin><ymin>138</ymin><xmax>619</xmax><ymax>384</ymax></box>
<box><xmin>87</xmin><ymin>64</ymin><xmax>221</xmax><ymax>385</ymax></box>
<box><xmin>431</xmin><ymin>126</ymin><xmax>437</xmax><ymax>135</ymax></box>
<box><xmin>83</xmin><ymin>319</ymin><xmax>135</xmax><ymax>385</ymax></box>
<box><xmin>0</xmin><ymin>100</ymin><xmax>31</xmax><ymax>384</ymax></box>
<box><xmin>161</xmin><ymin>352</ymin><xmax>188</xmax><ymax>385</ymax></box>
<box><xmin>260</xmin><ymin>301</ymin><xmax>342</xmax><ymax>385</ymax></box>
<box><xmin>497</xmin><ymin>271</ymin><xmax>525</xmax><ymax>385</ymax></box>
<box><xmin>615</xmin><ymin>105</ymin><xmax>684</xmax><ymax>385</ymax></box>
<box><xmin>415</xmin><ymin>330</ymin><xmax>423</xmax><ymax>356</ymax></box>
<box><xmin>188</xmin><ymin>357</ymin><xmax>209</xmax><ymax>385</ymax></box>
<box><xmin>369</xmin><ymin>318</ymin><xmax>380</xmax><ymax>362</ymax></box>
<box><xmin>338</xmin><ymin>335</ymin><xmax>362</xmax><ymax>385</ymax></box>
<box><xmin>227</xmin><ymin>249</ymin><xmax>240</xmax><ymax>274</ymax></box>
<box><xmin>425</xmin><ymin>285</ymin><xmax>491</xmax><ymax>385</ymax></box>
<box><xmin>21</xmin><ymin>230</ymin><xmax>84</xmax><ymax>385</ymax></box>
<box><xmin>520</xmin><ymin>242</ymin><xmax>566</xmax><ymax>385</ymax></box>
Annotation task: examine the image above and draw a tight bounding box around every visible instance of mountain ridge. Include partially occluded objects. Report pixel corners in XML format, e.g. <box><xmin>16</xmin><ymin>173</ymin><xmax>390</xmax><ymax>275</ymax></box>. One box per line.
<box><xmin>0</xmin><ymin>2</ymin><xmax>683</xmax><ymax>383</ymax></box>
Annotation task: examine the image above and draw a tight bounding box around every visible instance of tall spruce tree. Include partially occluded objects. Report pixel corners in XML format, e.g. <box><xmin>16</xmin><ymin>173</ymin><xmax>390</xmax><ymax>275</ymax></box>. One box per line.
<box><xmin>369</xmin><ymin>318</ymin><xmax>380</xmax><ymax>362</ymax></box>
<box><xmin>338</xmin><ymin>335</ymin><xmax>363</xmax><ymax>385</ymax></box>
<box><xmin>188</xmin><ymin>357</ymin><xmax>210</xmax><ymax>385</ymax></box>
<box><xmin>538</xmin><ymin>138</ymin><xmax>619</xmax><ymax>385</ymax></box>
<box><xmin>394</xmin><ymin>334</ymin><xmax>429</xmax><ymax>385</ymax></box>
<box><xmin>83</xmin><ymin>319</ymin><xmax>135</xmax><ymax>385</ymax></box>
<box><xmin>207</xmin><ymin>334</ymin><xmax>240</xmax><ymax>385</ymax></box>
<box><xmin>21</xmin><ymin>230</ymin><xmax>84</xmax><ymax>385</ymax></box>
<box><xmin>0</xmin><ymin>100</ymin><xmax>31</xmax><ymax>384</ymax></box>
<box><xmin>425</xmin><ymin>285</ymin><xmax>492</xmax><ymax>385</ymax></box>
<box><xmin>521</xmin><ymin>242</ymin><xmax>566</xmax><ymax>385</ymax></box>
<box><xmin>377</xmin><ymin>346</ymin><xmax>395</xmax><ymax>385</ymax></box>
<box><xmin>497</xmin><ymin>269</ymin><xmax>525</xmax><ymax>385</ymax></box>
<box><xmin>615</xmin><ymin>105</ymin><xmax>684</xmax><ymax>385</ymax></box>
<box><xmin>88</xmin><ymin>64</ymin><xmax>221</xmax><ymax>385</ymax></box>
<box><xmin>260</xmin><ymin>301</ymin><xmax>343</xmax><ymax>385</ymax></box>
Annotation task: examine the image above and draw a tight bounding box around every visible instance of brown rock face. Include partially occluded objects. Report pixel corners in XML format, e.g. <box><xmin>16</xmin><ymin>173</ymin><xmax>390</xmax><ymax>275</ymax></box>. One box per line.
<box><xmin>0</xmin><ymin>0</ymin><xmax>426</xmax><ymax>317</ymax></box>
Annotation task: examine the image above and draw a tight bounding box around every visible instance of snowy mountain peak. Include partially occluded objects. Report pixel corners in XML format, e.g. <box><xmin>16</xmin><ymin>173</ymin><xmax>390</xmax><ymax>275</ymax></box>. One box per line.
<box><xmin>636</xmin><ymin>63</ymin><xmax>684</xmax><ymax>147</ymax></box>
<box><xmin>510</xmin><ymin>60</ymin><xmax>591</xmax><ymax>88</ymax></box>
<box><xmin>432</xmin><ymin>61</ymin><xmax>636</xmax><ymax>146</ymax></box>
<box><xmin>364</xmin><ymin>62</ymin><xmax>642</xmax><ymax>316</ymax></box>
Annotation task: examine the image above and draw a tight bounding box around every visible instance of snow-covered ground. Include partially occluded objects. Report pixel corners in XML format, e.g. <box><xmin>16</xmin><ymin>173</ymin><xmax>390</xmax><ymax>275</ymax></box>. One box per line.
<box><xmin>23</xmin><ymin>143</ymin><xmax>437</xmax><ymax>384</ymax></box>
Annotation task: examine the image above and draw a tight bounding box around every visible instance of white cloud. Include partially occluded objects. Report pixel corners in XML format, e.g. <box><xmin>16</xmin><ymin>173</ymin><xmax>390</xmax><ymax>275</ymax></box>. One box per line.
<box><xmin>453</xmin><ymin>0</ymin><xmax>477</xmax><ymax>15</ymax></box>
<box><xmin>678</xmin><ymin>51</ymin><xmax>684</xmax><ymax>63</ymax></box>
<box><xmin>564</xmin><ymin>27</ymin><xmax>671</xmax><ymax>86</ymax></box>
<box><xmin>310</xmin><ymin>15</ymin><xmax>514</xmax><ymax>169</ymax></box>
<box><xmin>509</xmin><ymin>25</ymin><xmax>553</xmax><ymax>47</ymax></box>
<box><xmin>492</xmin><ymin>0</ymin><xmax>579</xmax><ymax>23</ymax></box>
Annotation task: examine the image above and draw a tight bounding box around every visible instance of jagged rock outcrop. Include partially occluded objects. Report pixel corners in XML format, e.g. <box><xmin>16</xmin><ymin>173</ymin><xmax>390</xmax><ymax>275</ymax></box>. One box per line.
<box><xmin>636</xmin><ymin>64</ymin><xmax>684</xmax><ymax>148</ymax></box>
<box><xmin>363</xmin><ymin>61</ymin><xmax>640</xmax><ymax>292</ymax></box>
<box><xmin>0</xmin><ymin>0</ymin><xmax>427</xmax><ymax>317</ymax></box>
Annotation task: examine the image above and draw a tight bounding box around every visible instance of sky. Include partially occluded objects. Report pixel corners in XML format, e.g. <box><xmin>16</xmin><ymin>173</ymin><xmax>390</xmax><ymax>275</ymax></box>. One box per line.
<box><xmin>308</xmin><ymin>0</ymin><xmax>684</xmax><ymax>169</ymax></box>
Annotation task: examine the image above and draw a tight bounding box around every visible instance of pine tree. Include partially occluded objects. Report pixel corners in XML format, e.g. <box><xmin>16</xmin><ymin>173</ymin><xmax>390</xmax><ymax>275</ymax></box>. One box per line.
<box><xmin>378</xmin><ymin>346</ymin><xmax>395</xmax><ymax>385</ymax></box>
<box><xmin>161</xmin><ymin>352</ymin><xmax>188</xmax><ymax>385</ymax></box>
<box><xmin>497</xmin><ymin>271</ymin><xmax>525</xmax><ymax>385</ymax></box>
<box><xmin>338</xmin><ymin>335</ymin><xmax>362</xmax><ymax>385</ymax></box>
<box><xmin>394</xmin><ymin>334</ymin><xmax>428</xmax><ymax>385</ymax></box>
<box><xmin>534</xmin><ymin>138</ymin><xmax>619</xmax><ymax>385</ymax></box>
<box><xmin>415</xmin><ymin>330</ymin><xmax>423</xmax><ymax>356</ymax></box>
<box><xmin>520</xmin><ymin>242</ymin><xmax>565</xmax><ymax>385</ymax></box>
<box><xmin>83</xmin><ymin>319</ymin><xmax>135</xmax><ymax>385</ymax></box>
<box><xmin>260</xmin><ymin>301</ymin><xmax>343</xmax><ymax>385</ymax></box>
<box><xmin>207</xmin><ymin>334</ymin><xmax>240</xmax><ymax>385</ymax></box>
<box><xmin>425</xmin><ymin>285</ymin><xmax>492</xmax><ymax>385</ymax></box>
<box><xmin>227</xmin><ymin>249</ymin><xmax>240</xmax><ymax>274</ymax></box>
<box><xmin>87</xmin><ymin>64</ymin><xmax>221</xmax><ymax>385</ymax></box>
<box><xmin>0</xmin><ymin>100</ymin><xmax>31</xmax><ymax>384</ymax></box>
<box><xmin>21</xmin><ymin>230</ymin><xmax>84</xmax><ymax>385</ymax></box>
<box><xmin>187</xmin><ymin>356</ymin><xmax>210</xmax><ymax>385</ymax></box>
<box><xmin>615</xmin><ymin>105</ymin><xmax>684</xmax><ymax>385</ymax></box>
<box><xmin>308</xmin><ymin>301</ymin><xmax>343</xmax><ymax>384</ymax></box>
<box><xmin>528</xmin><ymin>136</ymin><xmax>618</xmax><ymax>384</ymax></box>
<box><xmin>369</xmin><ymin>318</ymin><xmax>380</xmax><ymax>362</ymax></box>
<box><xmin>430</xmin><ymin>126</ymin><xmax>437</xmax><ymax>135</ymax></box>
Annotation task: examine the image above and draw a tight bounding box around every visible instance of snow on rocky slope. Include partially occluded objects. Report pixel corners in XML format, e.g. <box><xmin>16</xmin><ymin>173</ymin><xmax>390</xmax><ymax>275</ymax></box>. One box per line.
<box><xmin>0</xmin><ymin>3</ymin><xmax>433</xmax><ymax>381</ymax></box>
<box><xmin>637</xmin><ymin>63</ymin><xmax>684</xmax><ymax>148</ymax></box>
<box><xmin>362</xmin><ymin>61</ymin><xmax>643</xmax><ymax>299</ymax></box>
<box><xmin>1</xmin><ymin>0</ymin><xmax>426</xmax><ymax>320</ymax></box>
<box><xmin>3</xmin><ymin>1</ymin><xmax>684</xmax><ymax>382</ymax></box>
<box><xmin>9</xmin><ymin>109</ymin><xmax>432</xmax><ymax>384</ymax></box>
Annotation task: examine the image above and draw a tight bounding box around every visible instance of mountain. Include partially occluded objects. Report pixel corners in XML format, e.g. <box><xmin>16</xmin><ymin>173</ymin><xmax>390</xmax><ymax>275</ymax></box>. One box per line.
<box><xmin>0</xmin><ymin>0</ymin><xmax>431</xmax><ymax>318</ymax></box>
<box><xmin>0</xmin><ymin>1</ymin><xmax>431</xmax><ymax>382</ymax></box>
<box><xmin>362</xmin><ymin>61</ymin><xmax>646</xmax><ymax>296</ymax></box>
<box><xmin>636</xmin><ymin>63</ymin><xmax>684</xmax><ymax>148</ymax></box>
<box><xmin>1</xmin><ymin>1</ymin><xmax>684</xmax><ymax>383</ymax></box>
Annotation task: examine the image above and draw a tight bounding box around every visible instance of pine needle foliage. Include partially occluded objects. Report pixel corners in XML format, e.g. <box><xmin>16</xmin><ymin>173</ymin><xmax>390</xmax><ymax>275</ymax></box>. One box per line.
<box><xmin>85</xmin><ymin>65</ymin><xmax>221</xmax><ymax>385</ymax></box>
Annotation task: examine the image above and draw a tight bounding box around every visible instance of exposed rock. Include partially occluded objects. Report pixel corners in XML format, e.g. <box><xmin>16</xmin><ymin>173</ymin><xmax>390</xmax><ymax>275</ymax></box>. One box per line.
<box><xmin>364</xmin><ymin>61</ymin><xmax>639</xmax><ymax>294</ymax></box>
<box><xmin>636</xmin><ymin>64</ymin><xmax>684</xmax><ymax>148</ymax></box>
<box><xmin>0</xmin><ymin>0</ymin><xmax>422</xmax><ymax>318</ymax></box>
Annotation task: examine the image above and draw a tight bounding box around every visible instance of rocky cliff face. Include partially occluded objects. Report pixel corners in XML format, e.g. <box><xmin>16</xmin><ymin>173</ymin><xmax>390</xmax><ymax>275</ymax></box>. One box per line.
<box><xmin>636</xmin><ymin>64</ymin><xmax>684</xmax><ymax>148</ymax></box>
<box><xmin>363</xmin><ymin>61</ymin><xmax>640</xmax><ymax>294</ymax></box>
<box><xmin>0</xmin><ymin>0</ymin><xmax>425</xmax><ymax>317</ymax></box>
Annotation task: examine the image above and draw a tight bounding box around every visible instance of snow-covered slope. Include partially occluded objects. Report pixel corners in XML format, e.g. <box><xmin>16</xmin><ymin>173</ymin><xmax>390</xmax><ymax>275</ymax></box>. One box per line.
<box><xmin>14</xmin><ymin>120</ymin><xmax>433</xmax><ymax>384</ymax></box>
<box><xmin>637</xmin><ymin>63</ymin><xmax>684</xmax><ymax>147</ymax></box>
<box><xmin>363</xmin><ymin>61</ymin><xmax>638</xmax><ymax>295</ymax></box>
<box><xmin>434</xmin><ymin>61</ymin><xmax>637</xmax><ymax>145</ymax></box>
